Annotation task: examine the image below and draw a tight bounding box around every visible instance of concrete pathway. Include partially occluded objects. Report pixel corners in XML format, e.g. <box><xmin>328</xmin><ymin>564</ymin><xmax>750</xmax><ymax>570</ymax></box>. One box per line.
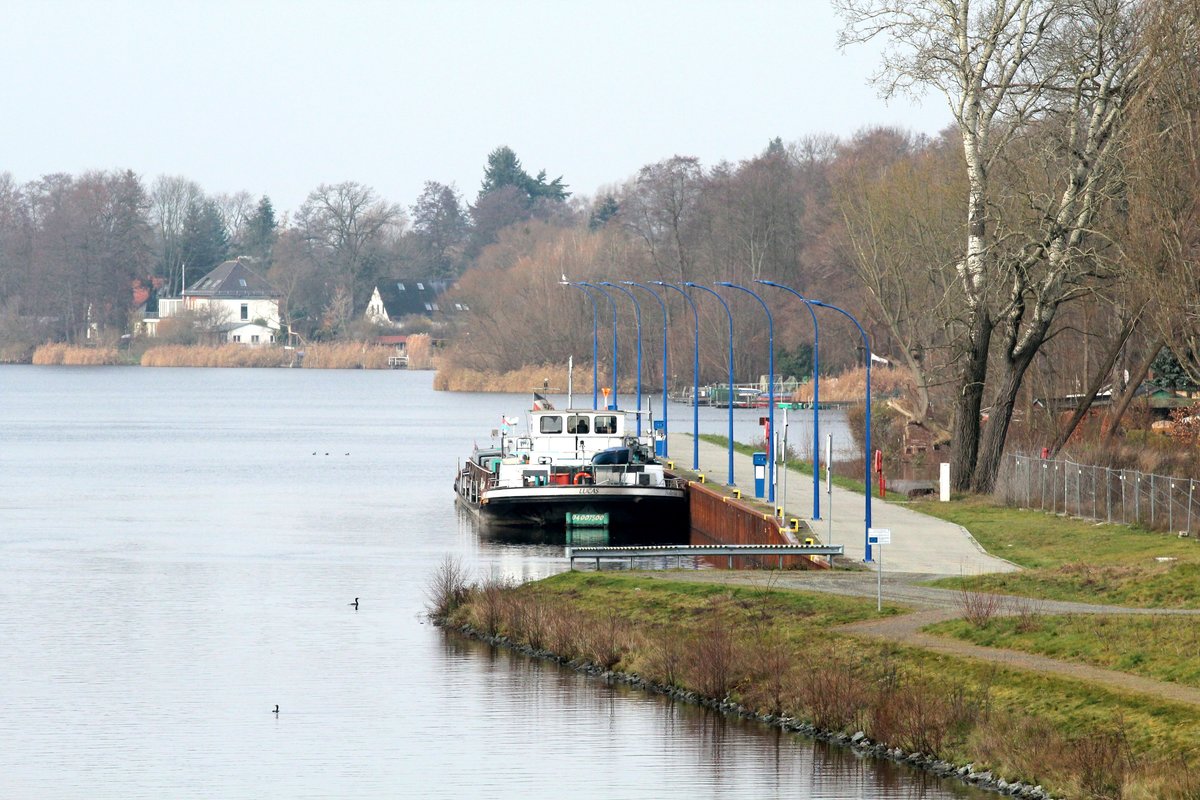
<box><xmin>668</xmin><ymin>432</ymin><xmax>1018</xmax><ymax>576</ymax></box>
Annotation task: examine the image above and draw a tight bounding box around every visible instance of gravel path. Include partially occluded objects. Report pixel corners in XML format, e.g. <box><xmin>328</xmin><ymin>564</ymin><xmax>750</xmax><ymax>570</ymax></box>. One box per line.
<box><xmin>636</xmin><ymin>569</ymin><xmax>1200</xmax><ymax>708</ymax></box>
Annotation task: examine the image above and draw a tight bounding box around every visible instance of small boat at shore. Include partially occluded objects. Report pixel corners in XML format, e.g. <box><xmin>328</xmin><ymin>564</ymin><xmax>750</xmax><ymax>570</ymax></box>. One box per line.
<box><xmin>454</xmin><ymin>399</ymin><xmax>688</xmax><ymax>535</ymax></box>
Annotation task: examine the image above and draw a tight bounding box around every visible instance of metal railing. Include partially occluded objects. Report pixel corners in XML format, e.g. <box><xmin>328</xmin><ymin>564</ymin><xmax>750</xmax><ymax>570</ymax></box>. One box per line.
<box><xmin>996</xmin><ymin>453</ymin><xmax>1200</xmax><ymax>534</ymax></box>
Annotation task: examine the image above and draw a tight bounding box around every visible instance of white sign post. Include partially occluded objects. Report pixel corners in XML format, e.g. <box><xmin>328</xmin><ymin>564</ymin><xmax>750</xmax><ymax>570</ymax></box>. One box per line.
<box><xmin>867</xmin><ymin>527</ymin><xmax>891</xmax><ymax>611</ymax></box>
<box><xmin>940</xmin><ymin>462</ymin><xmax>951</xmax><ymax>502</ymax></box>
<box><xmin>825</xmin><ymin>433</ymin><xmax>833</xmax><ymax>547</ymax></box>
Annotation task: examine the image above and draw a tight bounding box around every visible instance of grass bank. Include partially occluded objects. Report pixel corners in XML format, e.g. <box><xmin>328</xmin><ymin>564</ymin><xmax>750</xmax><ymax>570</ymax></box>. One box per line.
<box><xmin>433</xmin><ymin>569</ymin><xmax>1200</xmax><ymax>800</ymax></box>
<box><xmin>929</xmin><ymin>613</ymin><xmax>1200</xmax><ymax>689</ymax></box>
<box><xmin>917</xmin><ymin>495</ymin><xmax>1200</xmax><ymax>608</ymax></box>
<box><xmin>708</xmin><ymin>434</ymin><xmax>1200</xmax><ymax>609</ymax></box>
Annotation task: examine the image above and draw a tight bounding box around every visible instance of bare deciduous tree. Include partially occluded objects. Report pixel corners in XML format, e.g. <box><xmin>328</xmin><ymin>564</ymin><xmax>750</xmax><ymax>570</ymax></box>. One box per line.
<box><xmin>837</xmin><ymin>0</ymin><xmax>1152</xmax><ymax>491</ymax></box>
<box><xmin>833</xmin><ymin>128</ymin><xmax>964</xmax><ymax>421</ymax></box>
<box><xmin>297</xmin><ymin>182</ymin><xmax>404</xmax><ymax>314</ymax></box>
<box><xmin>150</xmin><ymin>176</ymin><xmax>203</xmax><ymax>295</ymax></box>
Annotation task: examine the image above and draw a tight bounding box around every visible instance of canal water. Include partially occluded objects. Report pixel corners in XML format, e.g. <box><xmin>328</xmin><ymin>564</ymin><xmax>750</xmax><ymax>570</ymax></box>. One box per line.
<box><xmin>0</xmin><ymin>367</ymin><xmax>985</xmax><ymax>798</ymax></box>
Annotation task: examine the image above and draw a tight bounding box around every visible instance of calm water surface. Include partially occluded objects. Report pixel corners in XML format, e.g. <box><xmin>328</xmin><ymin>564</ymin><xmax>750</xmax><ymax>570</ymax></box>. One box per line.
<box><xmin>0</xmin><ymin>367</ymin><xmax>982</xmax><ymax>799</ymax></box>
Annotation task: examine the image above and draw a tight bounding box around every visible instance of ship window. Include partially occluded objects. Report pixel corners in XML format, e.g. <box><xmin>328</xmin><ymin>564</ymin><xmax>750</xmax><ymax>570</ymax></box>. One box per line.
<box><xmin>539</xmin><ymin>416</ymin><xmax>563</xmax><ymax>434</ymax></box>
<box><xmin>594</xmin><ymin>415</ymin><xmax>617</xmax><ymax>434</ymax></box>
<box><xmin>567</xmin><ymin>415</ymin><xmax>590</xmax><ymax>434</ymax></box>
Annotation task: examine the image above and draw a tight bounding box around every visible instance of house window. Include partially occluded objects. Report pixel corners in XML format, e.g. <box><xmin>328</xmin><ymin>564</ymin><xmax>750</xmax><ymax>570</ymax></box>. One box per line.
<box><xmin>240</xmin><ymin>303</ymin><xmax>248</xmax><ymax>320</ymax></box>
<box><xmin>251</xmin><ymin>335</ymin><xmax>260</xmax><ymax>344</ymax></box>
<box><xmin>455</xmin><ymin>303</ymin><xmax>463</xmax><ymax>311</ymax></box>
<box><xmin>431</xmin><ymin>303</ymin><xmax>439</xmax><ymax>311</ymax></box>
<box><xmin>233</xmin><ymin>335</ymin><xmax>241</xmax><ymax>343</ymax></box>
<box><xmin>270</xmin><ymin>335</ymin><xmax>276</xmax><ymax>343</ymax></box>
<box><xmin>238</xmin><ymin>279</ymin><xmax>247</xmax><ymax>287</ymax></box>
<box><xmin>397</xmin><ymin>282</ymin><xmax>406</xmax><ymax>291</ymax></box>
<box><xmin>424</xmin><ymin>303</ymin><xmax>432</xmax><ymax>311</ymax></box>
<box><xmin>416</xmin><ymin>282</ymin><xmax>424</xmax><ymax>290</ymax></box>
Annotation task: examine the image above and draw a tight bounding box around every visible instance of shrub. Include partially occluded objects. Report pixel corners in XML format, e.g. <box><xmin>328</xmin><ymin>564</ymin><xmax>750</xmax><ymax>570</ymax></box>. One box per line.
<box><xmin>425</xmin><ymin>555</ymin><xmax>471</xmax><ymax>620</ymax></box>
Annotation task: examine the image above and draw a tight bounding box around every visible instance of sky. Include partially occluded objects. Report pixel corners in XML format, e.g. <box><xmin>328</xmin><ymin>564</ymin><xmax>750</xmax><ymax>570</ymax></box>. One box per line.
<box><xmin>2</xmin><ymin>0</ymin><xmax>949</xmax><ymax>216</ymax></box>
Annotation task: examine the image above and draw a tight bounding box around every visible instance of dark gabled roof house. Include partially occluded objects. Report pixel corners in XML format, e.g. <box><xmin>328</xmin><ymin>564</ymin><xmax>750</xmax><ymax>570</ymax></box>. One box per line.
<box><xmin>185</xmin><ymin>258</ymin><xmax>277</xmax><ymax>299</ymax></box>
<box><xmin>366</xmin><ymin>279</ymin><xmax>455</xmax><ymax>324</ymax></box>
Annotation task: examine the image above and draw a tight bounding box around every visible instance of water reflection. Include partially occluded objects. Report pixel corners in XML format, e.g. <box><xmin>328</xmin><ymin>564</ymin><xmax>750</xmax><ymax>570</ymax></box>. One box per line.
<box><xmin>444</xmin><ymin>636</ymin><xmax>984</xmax><ymax>799</ymax></box>
<box><xmin>0</xmin><ymin>367</ymin><xmax>983</xmax><ymax>799</ymax></box>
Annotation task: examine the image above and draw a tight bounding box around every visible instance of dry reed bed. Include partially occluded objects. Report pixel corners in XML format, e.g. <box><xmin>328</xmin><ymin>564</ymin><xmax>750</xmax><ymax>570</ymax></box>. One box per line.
<box><xmin>140</xmin><ymin>345</ymin><xmax>292</xmax><ymax>368</ymax></box>
<box><xmin>435</xmin><ymin>362</ymin><xmax>598</xmax><ymax>393</ymax></box>
<box><xmin>791</xmin><ymin>366</ymin><xmax>913</xmax><ymax>403</ymax></box>
<box><xmin>299</xmin><ymin>343</ymin><xmax>391</xmax><ymax>369</ymax></box>
<box><xmin>31</xmin><ymin>343</ymin><xmax>120</xmax><ymax>365</ymax></box>
<box><xmin>430</xmin><ymin>566</ymin><xmax>1200</xmax><ymax>800</ymax></box>
<box><xmin>138</xmin><ymin>342</ymin><xmax>428</xmax><ymax>369</ymax></box>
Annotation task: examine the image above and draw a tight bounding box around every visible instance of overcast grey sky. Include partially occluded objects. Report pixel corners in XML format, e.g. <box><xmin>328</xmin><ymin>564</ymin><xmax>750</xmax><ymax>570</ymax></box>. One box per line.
<box><xmin>3</xmin><ymin>0</ymin><xmax>948</xmax><ymax>215</ymax></box>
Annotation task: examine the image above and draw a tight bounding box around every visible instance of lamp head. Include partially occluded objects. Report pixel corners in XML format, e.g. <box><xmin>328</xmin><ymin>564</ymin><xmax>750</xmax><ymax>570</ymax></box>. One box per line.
<box><xmin>649</xmin><ymin>280</ymin><xmax>665</xmax><ymax>286</ymax></box>
<box><xmin>599</xmin><ymin>281</ymin><xmax>613</xmax><ymax>287</ymax></box>
<box><xmin>620</xmin><ymin>281</ymin><xmax>635</xmax><ymax>286</ymax></box>
<box><xmin>716</xmin><ymin>281</ymin><xmax>734</xmax><ymax>287</ymax></box>
<box><xmin>756</xmin><ymin>279</ymin><xmax>776</xmax><ymax>287</ymax></box>
<box><xmin>683</xmin><ymin>281</ymin><xmax>697</xmax><ymax>288</ymax></box>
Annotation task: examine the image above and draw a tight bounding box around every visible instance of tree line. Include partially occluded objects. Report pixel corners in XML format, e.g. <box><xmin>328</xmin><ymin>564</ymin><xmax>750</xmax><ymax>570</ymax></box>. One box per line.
<box><xmin>0</xmin><ymin>145</ymin><xmax>565</xmax><ymax>347</ymax></box>
<box><xmin>2</xmin><ymin>0</ymin><xmax>1198</xmax><ymax>496</ymax></box>
<box><xmin>447</xmin><ymin>0</ymin><xmax>1200</xmax><ymax>494</ymax></box>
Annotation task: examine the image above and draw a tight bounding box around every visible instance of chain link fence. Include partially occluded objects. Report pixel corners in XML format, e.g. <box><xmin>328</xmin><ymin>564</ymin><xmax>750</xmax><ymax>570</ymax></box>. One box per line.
<box><xmin>996</xmin><ymin>453</ymin><xmax>1200</xmax><ymax>535</ymax></box>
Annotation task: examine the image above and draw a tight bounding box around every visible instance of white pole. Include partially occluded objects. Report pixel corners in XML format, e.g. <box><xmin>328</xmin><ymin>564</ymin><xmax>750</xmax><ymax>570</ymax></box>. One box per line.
<box><xmin>876</xmin><ymin>539</ymin><xmax>883</xmax><ymax>612</ymax></box>
<box><xmin>567</xmin><ymin>356</ymin><xmax>574</xmax><ymax>409</ymax></box>
<box><xmin>781</xmin><ymin>407</ymin><xmax>789</xmax><ymax>523</ymax></box>
<box><xmin>825</xmin><ymin>433</ymin><xmax>833</xmax><ymax>546</ymax></box>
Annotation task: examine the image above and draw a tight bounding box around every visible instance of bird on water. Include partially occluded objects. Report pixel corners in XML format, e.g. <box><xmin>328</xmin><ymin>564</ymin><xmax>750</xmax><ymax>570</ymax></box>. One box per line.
<box><xmin>350</xmin><ymin>597</ymin><xmax>359</xmax><ymax>610</ymax></box>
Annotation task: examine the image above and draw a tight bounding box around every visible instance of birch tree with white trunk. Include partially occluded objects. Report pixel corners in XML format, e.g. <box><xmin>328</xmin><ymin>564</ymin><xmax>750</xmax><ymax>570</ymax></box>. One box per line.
<box><xmin>836</xmin><ymin>0</ymin><xmax>1151</xmax><ymax>491</ymax></box>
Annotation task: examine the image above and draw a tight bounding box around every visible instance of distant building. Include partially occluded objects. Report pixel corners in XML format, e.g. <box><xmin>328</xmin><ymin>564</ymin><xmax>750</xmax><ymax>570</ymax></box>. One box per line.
<box><xmin>141</xmin><ymin>258</ymin><xmax>281</xmax><ymax>344</ymax></box>
<box><xmin>365</xmin><ymin>279</ymin><xmax>458</xmax><ymax>327</ymax></box>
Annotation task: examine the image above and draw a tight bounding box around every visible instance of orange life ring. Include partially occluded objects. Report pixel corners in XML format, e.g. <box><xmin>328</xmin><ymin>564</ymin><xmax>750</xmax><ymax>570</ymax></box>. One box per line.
<box><xmin>573</xmin><ymin>471</ymin><xmax>593</xmax><ymax>486</ymax></box>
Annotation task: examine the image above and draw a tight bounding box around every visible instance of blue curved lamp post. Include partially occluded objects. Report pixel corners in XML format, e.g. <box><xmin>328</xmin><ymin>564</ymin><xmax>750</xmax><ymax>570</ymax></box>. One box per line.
<box><xmin>601</xmin><ymin>282</ymin><xmax>643</xmax><ymax>436</ymax></box>
<box><xmin>685</xmin><ymin>282</ymin><xmax>735</xmax><ymax>487</ymax></box>
<box><xmin>624</xmin><ymin>281</ymin><xmax>668</xmax><ymax>455</ymax></box>
<box><xmin>561</xmin><ymin>280</ymin><xmax>599</xmax><ymax>409</ymax></box>
<box><xmin>717</xmin><ymin>283</ymin><xmax>774</xmax><ymax>505</ymax></box>
<box><xmin>579</xmin><ymin>281</ymin><xmax>619</xmax><ymax>410</ymax></box>
<box><xmin>809</xmin><ymin>299</ymin><xmax>874</xmax><ymax>563</ymax></box>
<box><xmin>653</xmin><ymin>281</ymin><xmax>699</xmax><ymax>470</ymax></box>
<box><xmin>757</xmin><ymin>280</ymin><xmax>821</xmax><ymax>520</ymax></box>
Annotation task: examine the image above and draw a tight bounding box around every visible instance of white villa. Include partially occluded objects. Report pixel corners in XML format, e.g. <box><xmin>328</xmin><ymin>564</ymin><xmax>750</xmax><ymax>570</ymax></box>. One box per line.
<box><xmin>143</xmin><ymin>258</ymin><xmax>282</xmax><ymax>344</ymax></box>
